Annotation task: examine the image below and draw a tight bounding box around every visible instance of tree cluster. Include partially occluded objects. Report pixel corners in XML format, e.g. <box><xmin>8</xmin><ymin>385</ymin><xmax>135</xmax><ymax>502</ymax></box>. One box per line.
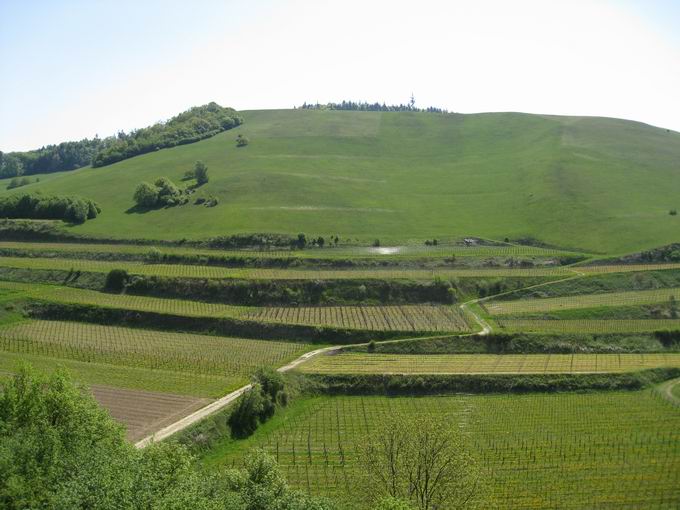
<box><xmin>0</xmin><ymin>192</ymin><xmax>100</xmax><ymax>224</ymax></box>
<box><xmin>93</xmin><ymin>103</ymin><xmax>242</xmax><ymax>167</ymax></box>
<box><xmin>0</xmin><ymin>367</ymin><xmax>335</xmax><ymax>510</ymax></box>
<box><xmin>133</xmin><ymin>177</ymin><xmax>189</xmax><ymax>208</ymax></box>
<box><xmin>1</xmin><ymin>104</ymin><xmax>240</xmax><ymax>177</ymax></box>
<box><xmin>228</xmin><ymin>368</ymin><xmax>288</xmax><ymax>438</ymax></box>
<box><xmin>6</xmin><ymin>176</ymin><xmax>36</xmax><ymax>190</ymax></box>
<box><xmin>0</xmin><ymin>138</ymin><xmax>108</xmax><ymax>178</ymax></box>
<box><xmin>183</xmin><ymin>160</ymin><xmax>209</xmax><ymax>185</ymax></box>
<box><xmin>299</xmin><ymin>99</ymin><xmax>448</xmax><ymax>114</ymax></box>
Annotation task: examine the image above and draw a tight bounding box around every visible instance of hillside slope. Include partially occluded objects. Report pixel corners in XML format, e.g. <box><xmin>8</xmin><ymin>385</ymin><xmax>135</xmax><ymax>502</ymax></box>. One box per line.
<box><xmin>1</xmin><ymin>109</ymin><xmax>679</xmax><ymax>254</ymax></box>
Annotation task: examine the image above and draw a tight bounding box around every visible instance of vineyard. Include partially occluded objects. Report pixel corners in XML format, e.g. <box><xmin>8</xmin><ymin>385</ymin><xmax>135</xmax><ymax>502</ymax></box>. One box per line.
<box><xmin>0</xmin><ymin>240</ymin><xmax>583</xmax><ymax>259</ymax></box>
<box><xmin>297</xmin><ymin>352</ymin><xmax>680</xmax><ymax>374</ymax></box>
<box><xmin>0</xmin><ymin>320</ymin><xmax>315</xmax><ymax>396</ymax></box>
<box><xmin>485</xmin><ymin>287</ymin><xmax>680</xmax><ymax>315</ymax></box>
<box><xmin>0</xmin><ymin>255</ymin><xmax>573</xmax><ymax>279</ymax></box>
<box><xmin>206</xmin><ymin>392</ymin><xmax>680</xmax><ymax>509</ymax></box>
<box><xmin>0</xmin><ymin>280</ymin><xmax>253</xmax><ymax>319</ymax></box>
<box><xmin>244</xmin><ymin>305</ymin><xmax>471</xmax><ymax>332</ymax></box>
<box><xmin>496</xmin><ymin>319</ymin><xmax>680</xmax><ymax>333</ymax></box>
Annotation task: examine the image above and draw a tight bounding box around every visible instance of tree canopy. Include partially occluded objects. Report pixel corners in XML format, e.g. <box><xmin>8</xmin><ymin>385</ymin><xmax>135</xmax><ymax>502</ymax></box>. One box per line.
<box><xmin>0</xmin><ymin>103</ymin><xmax>241</xmax><ymax>177</ymax></box>
<box><xmin>0</xmin><ymin>192</ymin><xmax>100</xmax><ymax>224</ymax></box>
<box><xmin>93</xmin><ymin>103</ymin><xmax>242</xmax><ymax>167</ymax></box>
<box><xmin>0</xmin><ymin>366</ymin><xmax>335</xmax><ymax>510</ymax></box>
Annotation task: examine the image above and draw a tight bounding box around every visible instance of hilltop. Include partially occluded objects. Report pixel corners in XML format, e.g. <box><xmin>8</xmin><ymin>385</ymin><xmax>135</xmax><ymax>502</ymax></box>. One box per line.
<box><xmin>1</xmin><ymin>108</ymin><xmax>679</xmax><ymax>254</ymax></box>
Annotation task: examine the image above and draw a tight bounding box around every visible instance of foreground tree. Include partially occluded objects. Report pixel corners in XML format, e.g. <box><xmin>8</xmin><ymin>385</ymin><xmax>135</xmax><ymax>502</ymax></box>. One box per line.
<box><xmin>358</xmin><ymin>415</ymin><xmax>483</xmax><ymax>510</ymax></box>
<box><xmin>0</xmin><ymin>367</ymin><xmax>334</xmax><ymax>510</ymax></box>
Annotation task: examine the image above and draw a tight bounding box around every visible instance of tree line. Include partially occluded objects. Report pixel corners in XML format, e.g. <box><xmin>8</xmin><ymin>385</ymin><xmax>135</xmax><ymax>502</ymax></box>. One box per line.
<box><xmin>0</xmin><ymin>103</ymin><xmax>242</xmax><ymax>178</ymax></box>
<box><xmin>298</xmin><ymin>98</ymin><xmax>448</xmax><ymax>114</ymax></box>
<box><xmin>0</xmin><ymin>192</ymin><xmax>100</xmax><ymax>224</ymax></box>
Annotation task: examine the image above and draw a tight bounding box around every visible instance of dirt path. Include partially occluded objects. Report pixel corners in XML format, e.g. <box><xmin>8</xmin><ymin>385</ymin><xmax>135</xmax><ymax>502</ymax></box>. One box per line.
<box><xmin>660</xmin><ymin>377</ymin><xmax>680</xmax><ymax>406</ymax></box>
<box><xmin>135</xmin><ymin>268</ymin><xmax>588</xmax><ymax>448</ymax></box>
<box><xmin>135</xmin><ymin>345</ymin><xmax>340</xmax><ymax>448</ymax></box>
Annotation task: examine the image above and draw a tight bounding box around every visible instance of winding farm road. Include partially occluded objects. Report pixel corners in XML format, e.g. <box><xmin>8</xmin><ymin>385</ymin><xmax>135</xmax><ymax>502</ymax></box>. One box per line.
<box><xmin>134</xmin><ymin>268</ymin><xmax>589</xmax><ymax>448</ymax></box>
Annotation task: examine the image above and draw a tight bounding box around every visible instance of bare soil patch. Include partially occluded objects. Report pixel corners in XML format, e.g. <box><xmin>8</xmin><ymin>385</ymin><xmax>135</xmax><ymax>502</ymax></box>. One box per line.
<box><xmin>90</xmin><ymin>385</ymin><xmax>211</xmax><ymax>441</ymax></box>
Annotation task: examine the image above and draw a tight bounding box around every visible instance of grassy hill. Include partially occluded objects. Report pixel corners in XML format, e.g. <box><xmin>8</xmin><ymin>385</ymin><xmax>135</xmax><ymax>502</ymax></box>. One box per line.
<box><xmin>2</xmin><ymin>109</ymin><xmax>679</xmax><ymax>254</ymax></box>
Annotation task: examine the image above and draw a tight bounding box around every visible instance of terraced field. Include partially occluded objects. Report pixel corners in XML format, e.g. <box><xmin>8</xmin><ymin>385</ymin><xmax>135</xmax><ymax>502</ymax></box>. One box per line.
<box><xmin>0</xmin><ymin>320</ymin><xmax>314</xmax><ymax>397</ymax></box>
<box><xmin>0</xmin><ymin>255</ymin><xmax>572</xmax><ymax>279</ymax></box>
<box><xmin>496</xmin><ymin>319</ymin><xmax>680</xmax><ymax>333</ymax></box>
<box><xmin>485</xmin><ymin>287</ymin><xmax>680</xmax><ymax>315</ymax></box>
<box><xmin>0</xmin><ymin>281</ymin><xmax>472</xmax><ymax>333</ymax></box>
<box><xmin>0</xmin><ymin>240</ymin><xmax>581</xmax><ymax>260</ymax></box>
<box><xmin>297</xmin><ymin>352</ymin><xmax>680</xmax><ymax>374</ymax></box>
<box><xmin>244</xmin><ymin>305</ymin><xmax>470</xmax><ymax>332</ymax></box>
<box><xmin>0</xmin><ymin>280</ymin><xmax>252</xmax><ymax>318</ymax></box>
<box><xmin>204</xmin><ymin>392</ymin><xmax>680</xmax><ymax>509</ymax></box>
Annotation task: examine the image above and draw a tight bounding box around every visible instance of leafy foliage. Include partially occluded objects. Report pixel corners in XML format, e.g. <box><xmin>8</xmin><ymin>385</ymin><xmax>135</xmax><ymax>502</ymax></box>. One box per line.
<box><xmin>194</xmin><ymin>160</ymin><xmax>209</xmax><ymax>185</ymax></box>
<box><xmin>0</xmin><ymin>139</ymin><xmax>107</xmax><ymax>178</ymax></box>
<box><xmin>358</xmin><ymin>414</ymin><xmax>481</xmax><ymax>509</ymax></box>
<box><xmin>0</xmin><ymin>192</ymin><xmax>100</xmax><ymax>224</ymax></box>
<box><xmin>93</xmin><ymin>102</ymin><xmax>242</xmax><ymax>167</ymax></box>
<box><xmin>298</xmin><ymin>99</ymin><xmax>447</xmax><ymax>113</ymax></box>
<box><xmin>236</xmin><ymin>134</ymin><xmax>250</xmax><ymax>147</ymax></box>
<box><xmin>0</xmin><ymin>367</ymin><xmax>334</xmax><ymax>509</ymax></box>
<box><xmin>133</xmin><ymin>177</ymin><xmax>187</xmax><ymax>208</ymax></box>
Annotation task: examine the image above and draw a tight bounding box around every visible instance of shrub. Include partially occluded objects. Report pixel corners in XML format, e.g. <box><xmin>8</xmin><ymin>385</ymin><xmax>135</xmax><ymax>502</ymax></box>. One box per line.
<box><xmin>236</xmin><ymin>133</ymin><xmax>249</xmax><ymax>147</ymax></box>
<box><xmin>65</xmin><ymin>199</ymin><xmax>89</xmax><ymax>224</ymax></box>
<box><xmin>670</xmin><ymin>209</ymin><xmax>677</xmax><ymax>216</ymax></box>
<box><xmin>104</xmin><ymin>269</ymin><xmax>130</xmax><ymax>292</ymax></box>
<box><xmin>228</xmin><ymin>386</ymin><xmax>266</xmax><ymax>438</ymax></box>
<box><xmin>255</xmin><ymin>367</ymin><xmax>286</xmax><ymax>401</ymax></box>
<box><xmin>133</xmin><ymin>182</ymin><xmax>159</xmax><ymax>207</ymax></box>
<box><xmin>194</xmin><ymin>160</ymin><xmax>208</xmax><ymax>185</ymax></box>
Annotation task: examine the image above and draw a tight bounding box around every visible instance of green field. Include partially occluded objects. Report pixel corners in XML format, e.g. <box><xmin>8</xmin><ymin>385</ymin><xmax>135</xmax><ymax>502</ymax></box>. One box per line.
<box><xmin>496</xmin><ymin>319</ymin><xmax>680</xmax><ymax>333</ymax></box>
<box><xmin>485</xmin><ymin>287</ymin><xmax>680</xmax><ymax>315</ymax></box>
<box><xmin>296</xmin><ymin>352</ymin><xmax>680</xmax><ymax>374</ymax></box>
<box><xmin>3</xmin><ymin>109</ymin><xmax>680</xmax><ymax>253</ymax></box>
<box><xmin>0</xmin><ymin>320</ymin><xmax>315</xmax><ymax>397</ymax></box>
<box><xmin>202</xmin><ymin>391</ymin><xmax>680</xmax><ymax>508</ymax></box>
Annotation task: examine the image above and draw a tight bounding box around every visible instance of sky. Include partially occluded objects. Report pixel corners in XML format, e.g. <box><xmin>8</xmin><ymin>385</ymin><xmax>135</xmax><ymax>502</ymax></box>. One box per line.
<box><xmin>1</xmin><ymin>0</ymin><xmax>679</xmax><ymax>151</ymax></box>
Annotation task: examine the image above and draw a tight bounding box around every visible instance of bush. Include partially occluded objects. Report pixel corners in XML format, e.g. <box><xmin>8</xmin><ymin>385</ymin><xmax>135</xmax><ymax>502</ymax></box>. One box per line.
<box><xmin>133</xmin><ymin>182</ymin><xmax>159</xmax><ymax>207</ymax></box>
<box><xmin>104</xmin><ymin>269</ymin><xmax>130</xmax><ymax>292</ymax></box>
<box><xmin>194</xmin><ymin>160</ymin><xmax>208</xmax><ymax>185</ymax></box>
<box><xmin>236</xmin><ymin>133</ymin><xmax>249</xmax><ymax>147</ymax></box>
<box><xmin>255</xmin><ymin>367</ymin><xmax>286</xmax><ymax>401</ymax></box>
<box><xmin>133</xmin><ymin>178</ymin><xmax>184</xmax><ymax>208</ymax></box>
<box><xmin>228</xmin><ymin>386</ymin><xmax>267</xmax><ymax>438</ymax></box>
<box><xmin>670</xmin><ymin>209</ymin><xmax>677</xmax><ymax>216</ymax></box>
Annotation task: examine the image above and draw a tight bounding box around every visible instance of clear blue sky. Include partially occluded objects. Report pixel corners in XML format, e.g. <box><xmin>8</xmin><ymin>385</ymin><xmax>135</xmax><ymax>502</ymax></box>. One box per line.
<box><xmin>1</xmin><ymin>0</ymin><xmax>679</xmax><ymax>151</ymax></box>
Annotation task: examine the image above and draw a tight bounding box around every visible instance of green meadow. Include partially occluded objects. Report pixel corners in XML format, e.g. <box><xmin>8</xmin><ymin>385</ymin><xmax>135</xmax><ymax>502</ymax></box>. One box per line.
<box><xmin>2</xmin><ymin>109</ymin><xmax>680</xmax><ymax>253</ymax></box>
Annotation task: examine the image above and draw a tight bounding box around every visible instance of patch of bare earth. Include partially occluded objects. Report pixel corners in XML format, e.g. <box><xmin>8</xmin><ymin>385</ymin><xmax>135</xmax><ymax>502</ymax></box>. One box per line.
<box><xmin>90</xmin><ymin>385</ymin><xmax>211</xmax><ymax>442</ymax></box>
